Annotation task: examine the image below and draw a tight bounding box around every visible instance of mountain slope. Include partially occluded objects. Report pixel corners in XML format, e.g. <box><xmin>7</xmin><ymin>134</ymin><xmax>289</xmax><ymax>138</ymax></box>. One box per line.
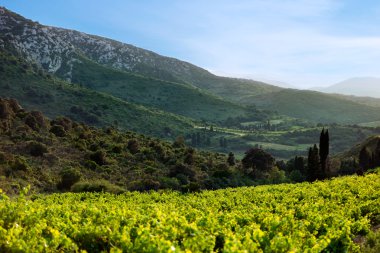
<box><xmin>2</xmin><ymin>7</ymin><xmax>380</xmax><ymax>126</ymax></box>
<box><xmin>0</xmin><ymin>50</ymin><xmax>194</xmax><ymax>137</ymax></box>
<box><xmin>0</xmin><ymin>7</ymin><xmax>256</xmax><ymax>122</ymax></box>
<box><xmin>320</xmin><ymin>77</ymin><xmax>380</xmax><ymax>98</ymax></box>
<box><xmin>0</xmin><ymin>7</ymin><xmax>281</xmax><ymax>104</ymax></box>
<box><xmin>242</xmin><ymin>89</ymin><xmax>380</xmax><ymax>124</ymax></box>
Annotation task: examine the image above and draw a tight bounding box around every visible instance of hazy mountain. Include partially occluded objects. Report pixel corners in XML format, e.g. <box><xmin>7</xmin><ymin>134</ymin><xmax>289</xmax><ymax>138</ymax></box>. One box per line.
<box><xmin>240</xmin><ymin>89</ymin><xmax>380</xmax><ymax>124</ymax></box>
<box><xmin>319</xmin><ymin>77</ymin><xmax>380</xmax><ymax>98</ymax></box>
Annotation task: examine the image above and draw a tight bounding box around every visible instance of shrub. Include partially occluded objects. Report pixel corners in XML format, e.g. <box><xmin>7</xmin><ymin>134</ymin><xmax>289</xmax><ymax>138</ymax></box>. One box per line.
<box><xmin>89</xmin><ymin>150</ymin><xmax>107</xmax><ymax>166</ymax></box>
<box><xmin>24</xmin><ymin>111</ymin><xmax>46</xmax><ymax>131</ymax></box>
<box><xmin>127</xmin><ymin>139</ymin><xmax>139</xmax><ymax>154</ymax></box>
<box><xmin>27</xmin><ymin>141</ymin><xmax>48</xmax><ymax>157</ymax></box>
<box><xmin>51</xmin><ymin>117</ymin><xmax>72</xmax><ymax>131</ymax></box>
<box><xmin>128</xmin><ymin>179</ymin><xmax>161</xmax><ymax>191</ymax></box>
<box><xmin>57</xmin><ymin>168</ymin><xmax>81</xmax><ymax>190</ymax></box>
<box><xmin>50</xmin><ymin>125</ymin><xmax>66</xmax><ymax>137</ymax></box>
<box><xmin>0</xmin><ymin>152</ymin><xmax>7</xmax><ymax>164</ymax></box>
<box><xmin>111</xmin><ymin>145</ymin><xmax>123</xmax><ymax>154</ymax></box>
<box><xmin>71</xmin><ymin>180</ymin><xmax>125</xmax><ymax>194</ymax></box>
<box><xmin>10</xmin><ymin>157</ymin><xmax>29</xmax><ymax>171</ymax></box>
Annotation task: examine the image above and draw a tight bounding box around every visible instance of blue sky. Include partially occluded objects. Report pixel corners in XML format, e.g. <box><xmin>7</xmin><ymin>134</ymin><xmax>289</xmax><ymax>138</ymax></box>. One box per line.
<box><xmin>2</xmin><ymin>0</ymin><xmax>380</xmax><ymax>88</ymax></box>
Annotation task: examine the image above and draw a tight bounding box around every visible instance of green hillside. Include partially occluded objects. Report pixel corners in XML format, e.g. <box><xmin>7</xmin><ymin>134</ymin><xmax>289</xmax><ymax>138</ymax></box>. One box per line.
<box><xmin>0</xmin><ymin>50</ymin><xmax>194</xmax><ymax>138</ymax></box>
<box><xmin>0</xmin><ymin>98</ymin><xmax>257</xmax><ymax>194</ymax></box>
<box><xmin>243</xmin><ymin>89</ymin><xmax>380</xmax><ymax>124</ymax></box>
<box><xmin>68</xmin><ymin>55</ymin><xmax>251</xmax><ymax>123</ymax></box>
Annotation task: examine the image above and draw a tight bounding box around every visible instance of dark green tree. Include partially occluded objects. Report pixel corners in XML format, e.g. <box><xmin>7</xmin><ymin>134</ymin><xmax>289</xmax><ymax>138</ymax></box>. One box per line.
<box><xmin>307</xmin><ymin>144</ymin><xmax>320</xmax><ymax>182</ymax></box>
<box><xmin>294</xmin><ymin>156</ymin><xmax>306</xmax><ymax>175</ymax></box>
<box><xmin>319</xmin><ymin>128</ymin><xmax>329</xmax><ymax>179</ymax></box>
<box><xmin>242</xmin><ymin>148</ymin><xmax>275</xmax><ymax>178</ymax></box>
<box><xmin>227</xmin><ymin>152</ymin><xmax>235</xmax><ymax>166</ymax></box>
<box><xmin>373</xmin><ymin>139</ymin><xmax>380</xmax><ymax>168</ymax></box>
<box><xmin>359</xmin><ymin>146</ymin><xmax>372</xmax><ymax>173</ymax></box>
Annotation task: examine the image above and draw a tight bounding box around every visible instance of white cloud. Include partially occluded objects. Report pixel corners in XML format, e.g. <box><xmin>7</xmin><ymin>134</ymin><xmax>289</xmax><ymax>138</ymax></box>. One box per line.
<box><xmin>150</xmin><ymin>0</ymin><xmax>380</xmax><ymax>88</ymax></box>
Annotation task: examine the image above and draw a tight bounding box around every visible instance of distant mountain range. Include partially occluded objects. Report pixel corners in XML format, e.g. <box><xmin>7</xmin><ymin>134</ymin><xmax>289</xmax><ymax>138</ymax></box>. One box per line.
<box><xmin>313</xmin><ymin>77</ymin><xmax>380</xmax><ymax>98</ymax></box>
<box><xmin>1</xmin><ymin>6</ymin><xmax>380</xmax><ymax>130</ymax></box>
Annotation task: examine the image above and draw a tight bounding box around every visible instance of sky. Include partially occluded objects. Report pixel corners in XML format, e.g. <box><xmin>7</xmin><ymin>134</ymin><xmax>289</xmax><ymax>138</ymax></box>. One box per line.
<box><xmin>2</xmin><ymin>0</ymin><xmax>380</xmax><ymax>88</ymax></box>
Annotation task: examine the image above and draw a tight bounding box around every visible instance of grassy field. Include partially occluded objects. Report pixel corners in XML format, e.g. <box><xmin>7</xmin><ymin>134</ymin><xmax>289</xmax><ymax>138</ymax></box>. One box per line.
<box><xmin>0</xmin><ymin>171</ymin><xmax>379</xmax><ymax>252</ymax></box>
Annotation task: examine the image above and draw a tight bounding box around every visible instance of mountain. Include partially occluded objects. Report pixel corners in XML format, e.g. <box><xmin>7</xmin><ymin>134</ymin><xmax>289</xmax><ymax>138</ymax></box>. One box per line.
<box><xmin>0</xmin><ymin>49</ymin><xmax>194</xmax><ymax>138</ymax></box>
<box><xmin>319</xmin><ymin>77</ymin><xmax>380</xmax><ymax>98</ymax></box>
<box><xmin>241</xmin><ymin>89</ymin><xmax>380</xmax><ymax>124</ymax></box>
<box><xmin>2</xmin><ymin>7</ymin><xmax>380</xmax><ymax>126</ymax></box>
<box><xmin>0</xmin><ymin>7</ymin><xmax>259</xmax><ymax>123</ymax></box>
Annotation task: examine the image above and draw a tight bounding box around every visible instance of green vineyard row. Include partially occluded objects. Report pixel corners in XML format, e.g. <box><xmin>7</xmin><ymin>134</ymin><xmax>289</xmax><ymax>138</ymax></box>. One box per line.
<box><xmin>1</xmin><ymin>171</ymin><xmax>380</xmax><ymax>252</ymax></box>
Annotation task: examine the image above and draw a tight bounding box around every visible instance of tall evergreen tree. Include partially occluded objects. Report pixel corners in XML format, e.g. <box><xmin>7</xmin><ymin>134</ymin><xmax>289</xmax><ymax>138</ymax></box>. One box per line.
<box><xmin>359</xmin><ymin>146</ymin><xmax>372</xmax><ymax>172</ymax></box>
<box><xmin>307</xmin><ymin>144</ymin><xmax>320</xmax><ymax>182</ymax></box>
<box><xmin>373</xmin><ymin>139</ymin><xmax>380</xmax><ymax>167</ymax></box>
<box><xmin>319</xmin><ymin>128</ymin><xmax>329</xmax><ymax>179</ymax></box>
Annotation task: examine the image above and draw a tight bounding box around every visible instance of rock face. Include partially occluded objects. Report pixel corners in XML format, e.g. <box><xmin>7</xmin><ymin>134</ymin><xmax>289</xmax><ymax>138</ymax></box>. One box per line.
<box><xmin>0</xmin><ymin>7</ymin><xmax>209</xmax><ymax>84</ymax></box>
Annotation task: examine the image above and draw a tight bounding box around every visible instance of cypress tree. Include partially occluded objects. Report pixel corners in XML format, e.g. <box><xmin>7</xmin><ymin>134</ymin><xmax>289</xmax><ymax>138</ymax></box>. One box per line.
<box><xmin>374</xmin><ymin>139</ymin><xmax>380</xmax><ymax>167</ymax></box>
<box><xmin>319</xmin><ymin>128</ymin><xmax>329</xmax><ymax>179</ymax></box>
<box><xmin>307</xmin><ymin>144</ymin><xmax>320</xmax><ymax>182</ymax></box>
<box><xmin>359</xmin><ymin>146</ymin><xmax>371</xmax><ymax>173</ymax></box>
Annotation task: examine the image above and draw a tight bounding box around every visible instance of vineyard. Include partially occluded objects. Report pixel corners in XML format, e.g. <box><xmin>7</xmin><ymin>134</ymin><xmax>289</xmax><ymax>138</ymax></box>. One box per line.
<box><xmin>1</xmin><ymin>171</ymin><xmax>380</xmax><ymax>252</ymax></box>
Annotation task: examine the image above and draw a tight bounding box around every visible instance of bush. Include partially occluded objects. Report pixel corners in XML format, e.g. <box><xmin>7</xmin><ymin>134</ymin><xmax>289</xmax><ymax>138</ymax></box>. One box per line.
<box><xmin>50</xmin><ymin>125</ymin><xmax>66</xmax><ymax>137</ymax></box>
<box><xmin>127</xmin><ymin>139</ymin><xmax>139</xmax><ymax>154</ymax></box>
<box><xmin>10</xmin><ymin>157</ymin><xmax>29</xmax><ymax>171</ymax></box>
<box><xmin>71</xmin><ymin>180</ymin><xmax>125</xmax><ymax>194</ymax></box>
<box><xmin>57</xmin><ymin>168</ymin><xmax>81</xmax><ymax>190</ymax></box>
<box><xmin>27</xmin><ymin>141</ymin><xmax>48</xmax><ymax>157</ymax></box>
<box><xmin>128</xmin><ymin>179</ymin><xmax>161</xmax><ymax>191</ymax></box>
<box><xmin>51</xmin><ymin>117</ymin><xmax>72</xmax><ymax>131</ymax></box>
<box><xmin>89</xmin><ymin>150</ymin><xmax>107</xmax><ymax>165</ymax></box>
<box><xmin>24</xmin><ymin>111</ymin><xmax>45</xmax><ymax>131</ymax></box>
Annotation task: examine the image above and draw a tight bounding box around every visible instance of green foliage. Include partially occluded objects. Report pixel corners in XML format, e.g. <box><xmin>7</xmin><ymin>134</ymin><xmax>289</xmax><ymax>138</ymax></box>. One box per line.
<box><xmin>50</xmin><ymin>125</ymin><xmax>66</xmax><ymax>137</ymax></box>
<box><xmin>27</xmin><ymin>141</ymin><xmax>48</xmax><ymax>157</ymax></box>
<box><xmin>9</xmin><ymin>156</ymin><xmax>28</xmax><ymax>171</ymax></box>
<box><xmin>242</xmin><ymin>148</ymin><xmax>275</xmax><ymax>178</ymax></box>
<box><xmin>57</xmin><ymin>168</ymin><xmax>81</xmax><ymax>190</ymax></box>
<box><xmin>0</xmin><ymin>172</ymin><xmax>379</xmax><ymax>251</ymax></box>
<box><xmin>0</xmin><ymin>98</ymin><xmax>263</xmax><ymax>193</ymax></box>
<box><xmin>88</xmin><ymin>150</ymin><xmax>107</xmax><ymax>166</ymax></box>
<box><xmin>71</xmin><ymin>180</ymin><xmax>125</xmax><ymax>194</ymax></box>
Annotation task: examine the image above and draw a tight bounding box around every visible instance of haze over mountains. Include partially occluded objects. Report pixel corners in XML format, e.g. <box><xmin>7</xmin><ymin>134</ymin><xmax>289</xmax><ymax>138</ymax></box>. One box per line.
<box><xmin>314</xmin><ymin>77</ymin><xmax>380</xmax><ymax>98</ymax></box>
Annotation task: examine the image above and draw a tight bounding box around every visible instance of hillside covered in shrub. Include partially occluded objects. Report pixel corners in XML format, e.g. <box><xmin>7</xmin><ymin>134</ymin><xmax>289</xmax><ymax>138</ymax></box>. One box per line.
<box><xmin>0</xmin><ymin>98</ymin><xmax>269</xmax><ymax>194</ymax></box>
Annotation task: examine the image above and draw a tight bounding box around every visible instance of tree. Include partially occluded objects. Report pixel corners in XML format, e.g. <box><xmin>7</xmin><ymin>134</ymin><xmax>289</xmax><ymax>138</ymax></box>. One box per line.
<box><xmin>307</xmin><ymin>144</ymin><xmax>320</xmax><ymax>182</ymax></box>
<box><xmin>227</xmin><ymin>152</ymin><xmax>235</xmax><ymax>166</ymax></box>
<box><xmin>294</xmin><ymin>156</ymin><xmax>306</xmax><ymax>174</ymax></box>
<box><xmin>242</xmin><ymin>148</ymin><xmax>275</xmax><ymax>178</ymax></box>
<box><xmin>359</xmin><ymin>146</ymin><xmax>372</xmax><ymax>173</ymax></box>
<box><xmin>373</xmin><ymin>139</ymin><xmax>380</xmax><ymax>168</ymax></box>
<box><xmin>319</xmin><ymin>128</ymin><xmax>329</xmax><ymax>178</ymax></box>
